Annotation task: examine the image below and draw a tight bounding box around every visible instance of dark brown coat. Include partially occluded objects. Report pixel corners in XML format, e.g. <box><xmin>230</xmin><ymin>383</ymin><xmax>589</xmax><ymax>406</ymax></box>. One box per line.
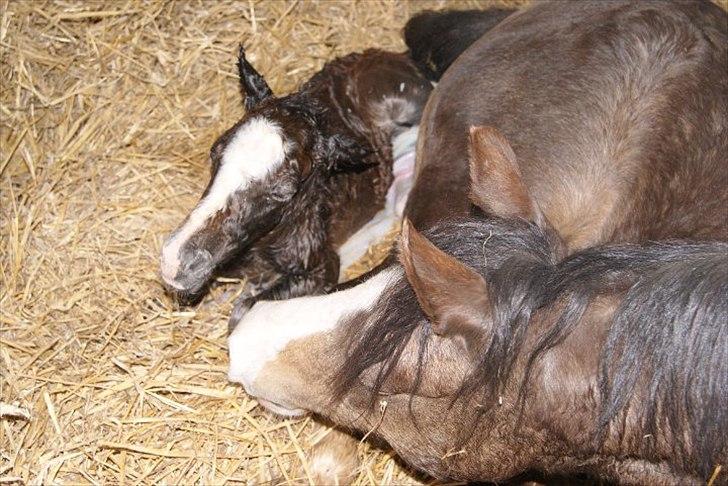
<box><xmin>160</xmin><ymin>49</ymin><xmax>431</xmax><ymax>318</ymax></box>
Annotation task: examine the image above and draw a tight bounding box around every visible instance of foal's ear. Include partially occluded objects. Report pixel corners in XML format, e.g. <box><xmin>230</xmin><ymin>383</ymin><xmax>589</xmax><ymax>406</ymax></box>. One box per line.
<box><xmin>321</xmin><ymin>132</ymin><xmax>373</xmax><ymax>173</ymax></box>
<box><xmin>399</xmin><ymin>219</ymin><xmax>489</xmax><ymax>336</ymax></box>
<box><xmin>468</xmin><ymin>126</ymin><xmax>542</xmax><ymax>224</ymax></box>
<box><xmin>237</xmin><ymin>45</ymin><xmax>273</xmax><ymax>111</ymax></box>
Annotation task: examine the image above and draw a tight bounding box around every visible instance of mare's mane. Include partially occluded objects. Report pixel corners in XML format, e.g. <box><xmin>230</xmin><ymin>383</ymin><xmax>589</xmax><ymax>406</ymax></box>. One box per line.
<box><xmin>333</xmin><ymin>216</ymin><xmax>728</xmax><ymax>476</ymax></box>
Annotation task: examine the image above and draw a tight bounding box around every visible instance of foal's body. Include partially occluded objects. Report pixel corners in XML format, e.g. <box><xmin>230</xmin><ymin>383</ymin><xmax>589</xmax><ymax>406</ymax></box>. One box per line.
<box><xmin>407</xmin><ymin>0</ymin><xmax>728</xmax><ymax>248</ymax></box>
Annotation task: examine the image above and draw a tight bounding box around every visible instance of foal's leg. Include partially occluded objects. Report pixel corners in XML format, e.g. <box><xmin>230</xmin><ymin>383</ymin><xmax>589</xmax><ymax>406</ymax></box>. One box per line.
<box><xmin>228</xmin><ymin>249</ymin><xmax>340</xmax><ymax>332</ymax></box>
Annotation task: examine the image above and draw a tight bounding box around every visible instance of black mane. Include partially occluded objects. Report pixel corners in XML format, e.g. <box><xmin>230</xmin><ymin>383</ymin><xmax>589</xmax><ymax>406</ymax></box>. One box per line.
<box><xmin>333</xmin><ymin>216</ymin><xmax>728</xmax><ymax>476</ymax></box>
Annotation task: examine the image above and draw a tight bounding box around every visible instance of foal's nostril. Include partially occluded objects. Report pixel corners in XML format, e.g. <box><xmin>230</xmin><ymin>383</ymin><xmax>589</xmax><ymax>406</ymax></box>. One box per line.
<box><xmin>183</xmin><ymin>249</ymin><xmax>213</xmax><ymax>275</ymax></box>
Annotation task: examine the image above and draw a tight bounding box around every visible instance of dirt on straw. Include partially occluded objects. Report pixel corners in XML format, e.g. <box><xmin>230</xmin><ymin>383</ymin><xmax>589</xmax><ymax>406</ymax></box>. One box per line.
<box><xmin>0</xmin><ymin>0</ymin><xmax>530</xmax><ymax>484</ymax></box>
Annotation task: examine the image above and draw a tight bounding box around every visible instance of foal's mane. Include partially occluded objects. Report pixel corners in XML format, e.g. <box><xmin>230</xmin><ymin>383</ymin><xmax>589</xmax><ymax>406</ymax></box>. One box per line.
<box><xmin>333</xmin><ymin>216</ymin><xmax>728</xmax><ymax>476</ymax></box>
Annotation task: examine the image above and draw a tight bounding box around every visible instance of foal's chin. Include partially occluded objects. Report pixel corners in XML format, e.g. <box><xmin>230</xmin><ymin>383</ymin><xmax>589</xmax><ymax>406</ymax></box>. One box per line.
<box><xmin>162</xmin><ymin>279</ymin><xmax>209</xmax><ymax>306</ymax></box>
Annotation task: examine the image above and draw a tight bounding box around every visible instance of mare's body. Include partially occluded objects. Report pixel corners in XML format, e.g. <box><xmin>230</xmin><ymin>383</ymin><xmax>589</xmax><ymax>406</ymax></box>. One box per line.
<box><xmin>407</xmin><ymin>0</ymin><xmax>727</xmax><ymax>250</ymax></box>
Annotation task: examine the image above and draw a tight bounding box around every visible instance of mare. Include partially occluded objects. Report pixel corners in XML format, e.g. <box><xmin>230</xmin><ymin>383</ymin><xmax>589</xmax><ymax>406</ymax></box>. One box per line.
<box><xmin>229</xmin><ymin>126</ymin><xmax>728</xmax><ymax>484</ymax></box>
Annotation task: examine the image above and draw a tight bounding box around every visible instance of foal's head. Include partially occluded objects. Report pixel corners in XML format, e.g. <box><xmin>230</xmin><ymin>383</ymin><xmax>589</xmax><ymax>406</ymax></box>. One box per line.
<box><xmin>160</xmin><ymin>48</ymin><xmax>371</xmax><ymax>300</ymax></box>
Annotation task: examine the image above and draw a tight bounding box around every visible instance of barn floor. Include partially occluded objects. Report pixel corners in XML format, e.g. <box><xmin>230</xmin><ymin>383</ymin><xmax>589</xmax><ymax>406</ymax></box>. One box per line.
<box><xmin>0</xmin><ymin>1</ymin><xmax>533</xmax><ymax>484</ymax></box>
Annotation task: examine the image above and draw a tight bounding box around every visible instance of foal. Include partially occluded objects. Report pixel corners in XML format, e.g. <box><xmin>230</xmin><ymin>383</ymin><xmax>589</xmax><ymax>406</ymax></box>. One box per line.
<box><xmin>160</xmin><ymin>48</ymin><xmax>431</xmax><ymax>314</ymax></box>
<box><xmin>228</xmin><ymin>127</ymin><xmax>728</xmax><ymax>484</ymax></box>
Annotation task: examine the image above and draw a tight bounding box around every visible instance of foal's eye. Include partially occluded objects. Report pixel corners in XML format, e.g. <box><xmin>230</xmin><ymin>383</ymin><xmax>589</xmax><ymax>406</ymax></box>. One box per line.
<box><xmin>269</xmin><ymin>174</ymin><xmax>298</xmax><ymax>202</ymax></box>
<box><xmin>210</xmin><ymin>141</ymin><xmax>225</xmax><ymax>166</ymax></box>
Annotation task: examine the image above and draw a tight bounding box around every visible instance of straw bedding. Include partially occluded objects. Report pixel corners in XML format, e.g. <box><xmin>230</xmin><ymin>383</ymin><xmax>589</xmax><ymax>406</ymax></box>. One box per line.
<box><xmin>1</xmin><ymin>1</ymin><xmax>535</xmax><ymax>484</ymax></box>
<box><xmin>5</xmin><ymin>0</ymin><xmax>728</xmax><ymax>483</ymax></box>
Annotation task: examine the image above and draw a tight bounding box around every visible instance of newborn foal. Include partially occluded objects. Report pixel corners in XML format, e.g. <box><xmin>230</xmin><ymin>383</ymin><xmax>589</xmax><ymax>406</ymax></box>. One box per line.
<box><xmin>160</xmin><ymin>47</ymin><xmax>431</xmax><ymax>317</ymax></box>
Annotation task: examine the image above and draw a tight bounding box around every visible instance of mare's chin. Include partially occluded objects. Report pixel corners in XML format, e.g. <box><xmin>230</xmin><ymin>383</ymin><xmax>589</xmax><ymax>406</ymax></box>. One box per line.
<box><xmin>257</xmin><ymin>398</ymin><xmax>307</xmax><ymax>417</ymax></box>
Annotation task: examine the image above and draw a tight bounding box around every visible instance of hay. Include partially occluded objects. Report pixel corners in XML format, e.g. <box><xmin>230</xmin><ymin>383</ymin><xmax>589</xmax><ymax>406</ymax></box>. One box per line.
<box><xmin>0</xmin><ymin>1</ymin><xmax>529</xmax><ymax>483</ymax></box>
<box><xmin>5</xmin><ymin>0</ymin><xmax>727</xmax><ymax>483</ymax></box>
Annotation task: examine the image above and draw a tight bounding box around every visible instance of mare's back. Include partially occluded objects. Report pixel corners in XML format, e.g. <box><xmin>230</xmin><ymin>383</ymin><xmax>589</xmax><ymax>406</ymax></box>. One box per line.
<box><xmin>411</xmin><ymin>1</ymin><xmax>727</xmax><ymax>248</ymax></box>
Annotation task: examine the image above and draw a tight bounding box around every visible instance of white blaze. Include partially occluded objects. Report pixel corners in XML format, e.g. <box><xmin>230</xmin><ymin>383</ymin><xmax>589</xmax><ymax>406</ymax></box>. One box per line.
<box><xmin>160</xmin><ymin>118</ymin><xmax>285</xmax><ymax>286</ymax></box>
<box><xmin>228</xmin><ymin>268</ymin><xmax>398</xmax><ymax>395</ymax></box>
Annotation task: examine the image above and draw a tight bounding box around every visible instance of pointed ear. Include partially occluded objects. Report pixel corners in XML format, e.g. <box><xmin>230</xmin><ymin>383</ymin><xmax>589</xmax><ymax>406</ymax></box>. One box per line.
<box><xmin>468</xmin><ymin>126</ymin><xmax>542</xmax><ymax>224</ymax></box>
<box><xmin>237</xmin><ymin>45</ymin><xmax>273</xmax><ymax>111</ymax></box>
<box><xmin>399</xmin><ymin>219</ymin><xmax>489</xmax><ymax>336</ymax></box>
<box><xmin>321</xmin><ymin>132</ymin><xmax>373</xmax><ymax>173</ymax></box>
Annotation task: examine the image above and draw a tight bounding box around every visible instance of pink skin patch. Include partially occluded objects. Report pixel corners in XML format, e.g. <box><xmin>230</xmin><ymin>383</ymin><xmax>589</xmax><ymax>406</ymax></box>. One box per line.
<box><xmin>387</xmin><ymin>150</ymin><xmax>416</xmax><ymax>217</ymax></box>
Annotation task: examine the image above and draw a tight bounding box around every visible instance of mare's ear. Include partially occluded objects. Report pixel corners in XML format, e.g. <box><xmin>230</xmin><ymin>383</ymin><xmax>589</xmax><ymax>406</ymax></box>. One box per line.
<box><xmin>468</xmin><ymin>126</ymin><xmax>543</xmax><ymax>224</ymax></box>
<box><xmin>399</xmin><ymin>219</ymin><xmax>489</xmax><ymax>336</ymax></box>
<box><xmin>237</xmin><ymin>45</ymin><xmax>273</xmax><ymax>111</ymax></box>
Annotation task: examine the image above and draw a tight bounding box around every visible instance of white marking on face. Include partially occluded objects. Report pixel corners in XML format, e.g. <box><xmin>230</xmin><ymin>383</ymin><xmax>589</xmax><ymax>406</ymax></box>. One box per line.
<box><xmin>160</xmin><ymin>118</ymin><xmax>285</xmax><ymax>287</ymax></box>
<box><xmin>336</xmin><ymin>126</ymin><xmax>418</xmax><ymax>278</ymax></box>
<box><xmin>227</xmin><ymin>268</ymin><xmax>398</xmax><ymax>398</ymax></box>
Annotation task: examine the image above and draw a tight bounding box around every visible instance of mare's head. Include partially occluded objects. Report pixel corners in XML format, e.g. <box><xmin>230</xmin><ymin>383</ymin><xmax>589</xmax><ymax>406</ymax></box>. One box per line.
<box><xmin>160</xmin><ymin>47</ymin><xmax>371</xmax><ymax>301</ymax></box>
<box><xmin>227</xmin><ymin>127</ymin><xmax>564</xmax><ymax>472</ymax></box>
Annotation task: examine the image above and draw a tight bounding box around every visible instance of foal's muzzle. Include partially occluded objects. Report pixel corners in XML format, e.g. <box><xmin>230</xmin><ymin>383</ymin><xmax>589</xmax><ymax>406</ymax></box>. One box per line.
<box><xmin>161</xmin><ymin>247</ymin><xmax>214</xmax><ymax>301</ymax></box>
